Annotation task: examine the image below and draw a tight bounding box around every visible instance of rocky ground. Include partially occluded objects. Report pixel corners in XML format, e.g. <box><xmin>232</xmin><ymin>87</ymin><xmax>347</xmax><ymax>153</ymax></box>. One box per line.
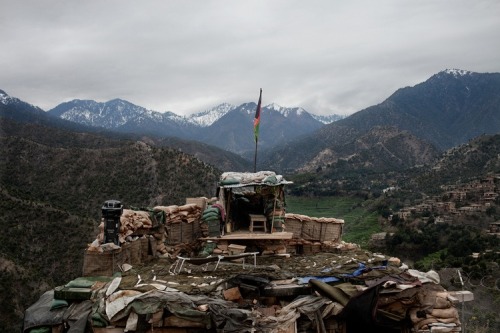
<box><xmin>117</xmin><ymin>248</ymin><xmax>404</xmax><ymax>296</ymax></box>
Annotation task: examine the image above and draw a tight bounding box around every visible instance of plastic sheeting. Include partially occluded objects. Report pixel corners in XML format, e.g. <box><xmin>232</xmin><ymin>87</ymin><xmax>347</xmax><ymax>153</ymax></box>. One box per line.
<box><xmin>91</xmin><ymin>284</ymin><xmax>331</xmax><ymax>333</ymax></box>
<box><xmin>219</xmin><ymin>171</ymin><xmax>293</xmax><ymax>187</ymax></box>
<box><xmin>23</xmin><ymin>291</ymin><xmax>66</xmax><ymax>332</ymax></box>
<box><xmin>22</xmin><ymin>290</ymin><xmax>92</xmax><ymax>333</ymax></box>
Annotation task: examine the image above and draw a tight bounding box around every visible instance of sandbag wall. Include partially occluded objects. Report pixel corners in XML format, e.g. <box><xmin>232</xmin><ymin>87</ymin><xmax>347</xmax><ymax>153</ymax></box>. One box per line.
<box><xmin>83</xmin><ymin>208</ymin><xmax>162</xmax><ymax>276</ymax></box>
<box><xmin>87</xmin><ymin>208</ymin><xmax>163</xmax><ymax>247</ymax></box>
<box><xmin>201</xmin><ymin>205</ymin><xmax>224</xmax><ymax>237</ymax></box>
<box><xmin>154</xmin><ymin>203</ymin><xmax>203</xmax><ymax>246</ymax></box>
<box><xmin>83</xmin><ymin>246</ymin><xmax>129</xmax><ymax>276</ymax></box>
<box><xmin>408</xmin><ymin>291</ymin><xmax>462</xmax><ymax>331</ymax></box>
<box><xmin>285</xmin><ymin>213</ymin><xmax>344</xmax><ymax>242</ymax></box>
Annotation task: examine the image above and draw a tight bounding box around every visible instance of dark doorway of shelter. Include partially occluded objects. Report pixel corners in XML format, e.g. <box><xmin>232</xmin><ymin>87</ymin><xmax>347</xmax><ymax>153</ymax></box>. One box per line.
<box><xmin>230</xmin><ymin>192</ymin><xmax>264</xmax><ymax>231</ymax></box>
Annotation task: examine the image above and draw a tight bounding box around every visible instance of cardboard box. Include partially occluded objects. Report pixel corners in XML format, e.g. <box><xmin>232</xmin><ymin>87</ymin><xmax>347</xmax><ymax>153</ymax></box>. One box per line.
<box><xmin>186</xmin><ymin>197</ymin><xmax>207</xmax><ymax>211</ymax></box>
<box><xmin>228</xmin><ymin>244</ymin><xmax>246</xmax><ymax>255</ymax></box>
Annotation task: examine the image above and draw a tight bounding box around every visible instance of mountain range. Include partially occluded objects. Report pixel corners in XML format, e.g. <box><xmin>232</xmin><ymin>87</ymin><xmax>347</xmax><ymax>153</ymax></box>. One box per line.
<box><xmin>47</xmin><ymin>98</ymin><xmax>344</xmax><ymax>157</ymax></box>
<box><xmin>261</xmin><ymin>69</ymin><xmax>500</xmax><ymax>173</ymax></box>
<box><xmin>0</xmin><ymin>89</ymin><xmax>253</xmax><ymax>172</ymax></box>
<box><xmin>3</xmin><ymin>69</ymin><xmax>500</xmax><ymax>175</ymax></box>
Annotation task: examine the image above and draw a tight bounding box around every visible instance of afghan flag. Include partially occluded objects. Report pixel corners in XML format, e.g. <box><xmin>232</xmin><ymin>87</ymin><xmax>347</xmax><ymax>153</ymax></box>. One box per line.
<box><xmin>254</xmin><ymin>88</ymin><xmax>262</xmax><ymax>142</ymax></box>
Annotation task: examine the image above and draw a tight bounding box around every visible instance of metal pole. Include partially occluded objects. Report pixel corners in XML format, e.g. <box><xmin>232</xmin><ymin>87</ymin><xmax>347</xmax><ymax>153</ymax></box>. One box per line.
<box><xmin>253</xmin><ymin>138</ymin><xmax>258</xmax><ymax>173</ymax></box>
<box><xmin>457</xmin><ymin>269</ymin><xmax>465</xmax><ymax>333</ymax></box>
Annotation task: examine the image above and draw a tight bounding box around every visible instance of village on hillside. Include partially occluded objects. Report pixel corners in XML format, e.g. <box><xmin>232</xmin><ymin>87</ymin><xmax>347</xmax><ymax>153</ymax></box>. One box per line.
<box><xmin>390</xmin><ymin>174</ymin><xmax>500</xmax><ymax>236</ymax></box>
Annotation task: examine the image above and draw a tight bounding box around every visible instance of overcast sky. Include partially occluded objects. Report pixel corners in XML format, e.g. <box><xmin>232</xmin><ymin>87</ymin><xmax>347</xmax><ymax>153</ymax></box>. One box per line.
<box><xmin>1</xmin><ymin>1</ymin><xmax>499</xmax><ymax>116</ymax></box>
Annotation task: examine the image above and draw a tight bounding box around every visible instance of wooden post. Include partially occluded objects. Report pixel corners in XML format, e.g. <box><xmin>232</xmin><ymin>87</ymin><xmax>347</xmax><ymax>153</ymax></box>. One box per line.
<box><xmin>271</xmin><ymin>187</ymin><xmax>279</xmax><ymax>233</ymax></box>
<box><xmin>226</xmin><ymin>189</ymin><xmax>232</xmax><ymax>232</ymax></box>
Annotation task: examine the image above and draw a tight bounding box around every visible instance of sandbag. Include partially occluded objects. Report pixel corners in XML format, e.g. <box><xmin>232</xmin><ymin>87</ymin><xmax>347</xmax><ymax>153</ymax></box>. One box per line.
<box><xmin>202</xmin><ymin>212</ymin><xmax>220</xmax><ymax>220</ymax></box>
<box><xmin>203</xmin><ymin>207</ymin><xmax>220</xmax><ymax>215</ymax></box>
<box><xmin>202</xmin><ymin>215</ymin><xmax>221</xmax><ymax>222</ymax></box>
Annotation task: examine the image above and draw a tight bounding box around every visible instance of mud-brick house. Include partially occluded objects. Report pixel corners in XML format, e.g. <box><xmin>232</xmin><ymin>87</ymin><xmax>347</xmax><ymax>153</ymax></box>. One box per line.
<box><xmin>488</xmin><ymin>222</ymin><xmax>500</xmax><ymax>235</ymax></box>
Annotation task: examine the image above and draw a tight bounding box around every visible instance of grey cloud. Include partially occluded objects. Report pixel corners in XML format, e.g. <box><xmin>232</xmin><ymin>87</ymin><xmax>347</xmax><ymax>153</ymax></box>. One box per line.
<box><xmin>1</xmin><ymin>0</ymin><xmax>499</xmax><ymax>115</ymax></box>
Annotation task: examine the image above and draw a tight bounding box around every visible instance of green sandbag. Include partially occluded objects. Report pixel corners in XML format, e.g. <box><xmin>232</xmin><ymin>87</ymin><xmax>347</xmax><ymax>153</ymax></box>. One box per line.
<box><xmin>202</xmin><ymin>215</ymin><xmax>220</xmax><ymax>222</ymax></box>
<box><xmin>50</xmin><ymin>298</ymin><xmax>68</xmax><ymax>310</ymax></box>
<box><xmin>65</xmin><ymin>276</ymin><xmax>112</xmax><ymax>288</ymax></box>
<box><xmin>203</xmin><ymin>207</ymin><xmax>219</xmax><ymax>214</ymax></box>
<box><xmin>220</xmin><ymin>178</ymin><xmax>239</xmax><ymax>185</ymax></box>
<box><xmin>263</xmin><ymin>175</ymin><xmax>278</xmax><ymax>184</ymax></box>
<box><xmin>91</xmin><ymin>311</ymin><xmax>108</xmax><ymax>327</ymax></box>
<box><xmin>204</xmin><ymin>207</ymin><xmax>220</xmax><ymax>213</ymax></box>
<box><xmin>199</xmin><ymin>242</ymin><xmax>217</xmax><ymax>256</ymax></box>
<box><xmin>202</xmin><ymin>211</ymin><xmax>220</xmax><ymax>220</ymax></box>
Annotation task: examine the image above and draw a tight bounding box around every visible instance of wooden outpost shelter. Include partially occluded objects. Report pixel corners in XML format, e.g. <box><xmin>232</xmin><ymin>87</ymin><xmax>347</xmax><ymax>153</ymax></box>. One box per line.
<box><xmin>217</xmin><ymin>171</ymin><xmax>293</xmax><ymax>235</ymax></box>
<box><xmin>206</xmin><ymin>171</ymin><xmax>345</xmax><ymax>256</ymax></box>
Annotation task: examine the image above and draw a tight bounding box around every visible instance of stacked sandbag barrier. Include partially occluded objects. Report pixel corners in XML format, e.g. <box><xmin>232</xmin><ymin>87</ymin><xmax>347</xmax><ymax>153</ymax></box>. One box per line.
<box><xmin>284</xmin><ymin>213</ymin><xmax>344</xmax><ymax>242</ymax></box>
<box><xmin>200</xmin><ymin>205</ymin><xmax>223</xmax><ymax>237</ymax></box>
<box><xmin>84</xmin><ymin>208</ymin><xmax>162</xmax><ymax>276</ymax></box>
<box><xmin>87</xmin><ymin>208</ymin><xmax>159</xmax><ymax>251</ymax></box>
<box><xmin>283</xmin><ymin>213</ymin><xmax>347</xmax><ymax>253</ymax></box>
<box><xmin>153</xmin><ymin>204</ymin><xmax>203</xmax><ymax>247</ymax></box>
<box><xmin>408</xmin><ymin>291</ymin><xmax>462</xmax><ymax>332</ymax></box>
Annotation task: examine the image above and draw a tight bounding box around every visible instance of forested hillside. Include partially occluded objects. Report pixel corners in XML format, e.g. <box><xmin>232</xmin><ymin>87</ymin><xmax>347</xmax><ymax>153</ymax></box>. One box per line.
<box><xmin>0</xmin><ymin>119</ymin><xmax>221</xmax><ymax>332</ymax></box>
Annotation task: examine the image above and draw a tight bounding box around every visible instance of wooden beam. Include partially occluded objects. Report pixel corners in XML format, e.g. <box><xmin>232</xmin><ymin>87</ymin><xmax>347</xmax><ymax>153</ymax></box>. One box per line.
<box><xmin>201</xmin><ymin>232</ymin><xmax>293</xmax><ymax>241</ymax></box>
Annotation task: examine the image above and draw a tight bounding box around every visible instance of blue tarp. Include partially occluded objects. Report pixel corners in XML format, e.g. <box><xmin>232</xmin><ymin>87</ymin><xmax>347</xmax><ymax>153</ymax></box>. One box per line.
<box><xmin>298</xmin><ymin>262</ymin><xmax>388</xmax><ymax>285</ymax></box>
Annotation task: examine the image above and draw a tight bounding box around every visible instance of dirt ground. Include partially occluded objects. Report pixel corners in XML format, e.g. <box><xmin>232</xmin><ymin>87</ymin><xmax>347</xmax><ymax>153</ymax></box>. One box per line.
<box><xmin>118</xmin><ymin>248</ymin><xmax>404</xmax><ymax>296</ymax></box>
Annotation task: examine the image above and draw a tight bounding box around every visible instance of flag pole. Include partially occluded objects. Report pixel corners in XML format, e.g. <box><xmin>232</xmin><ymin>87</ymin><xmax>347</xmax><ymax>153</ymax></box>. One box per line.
<box><xmin>254</xmin><ymin>138</ymin><xmax>258</xmax><ymax>173</ymax></box>
<box><xmin>253</xmin><ymin>88</ymin><xmax>262</xmax><ymax>173</ymax></box>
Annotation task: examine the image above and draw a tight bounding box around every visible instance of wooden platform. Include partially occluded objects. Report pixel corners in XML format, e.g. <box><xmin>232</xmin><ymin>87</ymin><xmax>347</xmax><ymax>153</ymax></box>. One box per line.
<box><xmin>201</xmin><ymin>231</ymin><xmax>293</xmax><ymax>240</ymax></box>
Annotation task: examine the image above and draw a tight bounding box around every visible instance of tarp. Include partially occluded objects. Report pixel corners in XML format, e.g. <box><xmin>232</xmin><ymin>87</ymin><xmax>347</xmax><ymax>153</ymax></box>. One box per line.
<box><xmin>90</xmin><ymin>281</ymin><xmax>333</xmax><ymax>333</ymax></box>
<box><xmin>23</xmin><ymin>290</ymin><xmax>66</xmax><ymax>332</ymax></box>
<box><xmin>22</xmin><ymin>290</ymin><xmax>92</xmax><ymax>333</ymax></box>
<box><xmin>337</xmin><ymin>273</ymin><xmax>450</xmax><ymax>332</ymax></box>
<box><xmin>220</xmin><ymin>182</ymin><xmax>293</xmax><ymax>189</ymax></box>
<box><xmin>219</xmin><ymin>171</ymin><xmax>293</xmax><ymax>188</ymax></box>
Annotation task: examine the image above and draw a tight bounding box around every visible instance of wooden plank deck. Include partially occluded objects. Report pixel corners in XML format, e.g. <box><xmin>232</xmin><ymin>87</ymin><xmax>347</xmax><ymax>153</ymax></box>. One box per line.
<box><xmin>201</xmin><ymin>231</ymin><xmax>293</xmax><ymax>240</ymax></box>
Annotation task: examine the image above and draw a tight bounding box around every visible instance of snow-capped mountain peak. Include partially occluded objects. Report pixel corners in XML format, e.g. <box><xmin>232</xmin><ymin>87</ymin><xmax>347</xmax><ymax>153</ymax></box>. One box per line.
<box><xmin>265</xmin><ymin>103</ymin><xmax>305</xmax><ymax>117</ymax></box>
<box><xmin>444</xmin><ymin>69</ymin><xmax>472</xmax><ymax>77</ymax></box>
<box><xmin>310</xmin><ymin>113</ymin><xmax>346</xmax><ymax>124</ymax></box>
<box><xmin>187</xmin><ymin>103</ymin><xmax>235</xmax><ymax>126</ymax></box>
<box><xmin>0</xmin><ymin>89</ymin><xmax>16</xmax><ymax>105</ymax></box>
<box><xmin>0</xmin><ymin>90</ymin><xmax>43</xmax><ymax>112</ymax></box>
<box><xmin>266</xmin><ymin>103</ymin><xmax>283</xmax><ymax>112</ymax></box>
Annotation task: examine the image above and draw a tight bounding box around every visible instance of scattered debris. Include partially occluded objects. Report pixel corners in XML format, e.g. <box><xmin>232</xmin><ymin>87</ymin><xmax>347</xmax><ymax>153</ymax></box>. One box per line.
<box><xmin>22</xmin><ymin>172</ymin><xmax>472</xmax><ymax>333</ymax></box>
